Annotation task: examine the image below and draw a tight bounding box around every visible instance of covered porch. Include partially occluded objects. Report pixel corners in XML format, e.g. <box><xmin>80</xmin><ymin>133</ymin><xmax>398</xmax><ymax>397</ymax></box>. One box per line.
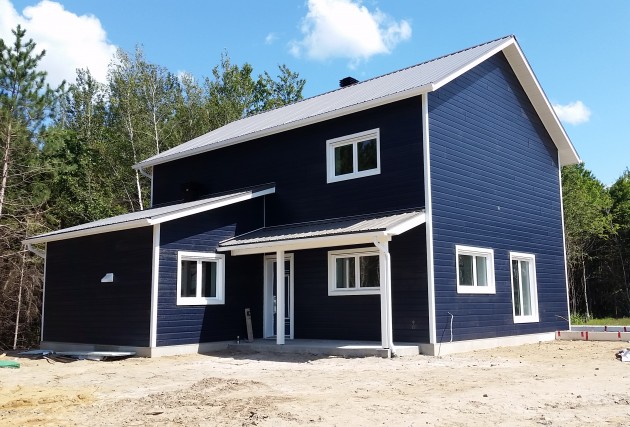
<box><xmin>218</xmin><ymin>210</ymin><xmax>426</xmax><ymax>357</ymax></box>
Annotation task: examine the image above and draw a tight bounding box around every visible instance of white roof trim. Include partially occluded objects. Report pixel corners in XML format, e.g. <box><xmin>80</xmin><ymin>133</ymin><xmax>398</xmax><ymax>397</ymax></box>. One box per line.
<box><xmin>218</xmin><ymin>211</ymin><xmax>425</xmax><ymax>256</ymax></box>
<box><xmin>23</xmin><ymin>186</ymin><xmax>275</xmax><ymax>245</ymax></box>
<box><xmin>501</xmin><ymin>42</ymin><xmax>580</xmax><ymax>166</ymax></box>
<box><xmin>134</xmin><ymin>36</ymin><xmax>579</xmax><ymax>170</ymax></box>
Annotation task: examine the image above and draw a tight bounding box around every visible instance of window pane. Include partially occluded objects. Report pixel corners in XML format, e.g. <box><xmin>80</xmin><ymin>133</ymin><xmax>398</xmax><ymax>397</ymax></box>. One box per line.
<box><xmin>357</xmin><ymin>139</ymin><xmax>377</xmax><ymax>171</ymax></box>
<box><xmin>458</xmin><ymin>254</ymin><xmax>473</xmax><ymax>286</ymax></box>
<box><xmin>180</xmin><ymin>260</ymin><xmax>197</xmax><ymax>298</ymax></box>
<box><xmin>512</xmin><ymin>260</ymin><xmax>521</xmax><ymax>316</ymax></box>
<box><xmin>334</xmin><ymin>144</ymin><xmax>353</xmax><ymax>176</ymax></box>
<box><xmin>520</xmin><ymin>260</ymin><xmax>532</xmax><ymax>316</ymax></box>
<box><xmin>359</xmin><ymin>255</ymin><xmax>380</xmax><ymax>288</ymax></box>
<box><xmin>336</xmin><ymin>257</ymin><xmax>355</xmax><ymax>288</ymax></box>
<box><xmin>475</xmin><ymin>256</ymin><xmax>488</xmax><ymax>286</ymax></box>
<box><xmin>201</xmin><ymin>261</ymin><xmax>217</xmax><ymax>298</ymax></box>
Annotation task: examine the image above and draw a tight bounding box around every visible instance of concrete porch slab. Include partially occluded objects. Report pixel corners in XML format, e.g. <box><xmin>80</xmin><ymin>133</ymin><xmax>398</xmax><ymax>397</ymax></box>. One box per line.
<box><xmin>226</xmin><ymin>339</ymin><xmax>420</xmax><ymax>358</ymax></box>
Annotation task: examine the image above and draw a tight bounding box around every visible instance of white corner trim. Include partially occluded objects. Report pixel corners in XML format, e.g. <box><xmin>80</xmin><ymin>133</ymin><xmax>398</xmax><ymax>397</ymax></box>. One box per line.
<box><xmin>40</xmin><ymin>242</ymin><xmax>48</xmax><ymax>342</ymax></box>
<box><xmin>502</xmin><ymin>42</ymin><xmax>580</xmax><ymax>166</ymax></box>
<box><xmin>422</xmin><ymin>94</ymin><xmax>437</xmax><ymax>344</ymax></box>
<box><xmin>149</xmin><ymin>224</ymin><xmax>160</xmax><ymax>348</ymax></box>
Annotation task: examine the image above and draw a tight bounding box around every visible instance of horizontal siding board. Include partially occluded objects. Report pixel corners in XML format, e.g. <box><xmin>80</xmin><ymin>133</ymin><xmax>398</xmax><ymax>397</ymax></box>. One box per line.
<box><xmin>156</xmin><ymin>199</ymin><xmax>264</xmax><ymax>346</ymax></box>
<box><xmin>44</xmin><ymin>228</ymin><xmax>153</xmax><ymax>346</ymax></box>
<box><xmin>429</xmin><ymin>52</ymin><xmax>569</xmax><ymax>342</ymax></box>
<box><xmin>152</xmin><ymin>97</ymin><xmax>425</xmax><ymax>225</ymax></box>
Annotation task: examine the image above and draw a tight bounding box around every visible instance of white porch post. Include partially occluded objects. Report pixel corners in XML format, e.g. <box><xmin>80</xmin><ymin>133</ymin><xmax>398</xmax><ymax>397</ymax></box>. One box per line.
<box><xmin>375</xmin><ymin>238</ymin><xmax>392</xmax><ymax>352</ymax></box>
<box><xmin>276</xmin><ymin>249</ymin><xmax>285</xmax><ymax>345</ymax></box>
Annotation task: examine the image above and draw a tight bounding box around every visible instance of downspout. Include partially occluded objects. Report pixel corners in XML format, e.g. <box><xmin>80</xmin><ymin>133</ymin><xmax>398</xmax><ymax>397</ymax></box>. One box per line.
<box><xmin>374</xmin><ymin>238</ymin><xmax>395</xmax><ymax>356</ymax></box>
<box><xmin>138</xmin><ymin>167</ymin><xmax>154</xmax><ymax>208</ymax></box>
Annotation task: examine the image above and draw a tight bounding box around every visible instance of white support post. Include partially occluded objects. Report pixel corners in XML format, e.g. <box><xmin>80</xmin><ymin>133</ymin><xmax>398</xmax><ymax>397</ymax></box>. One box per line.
<box><xmin>376</xmin><ymin>239</ymin><xmax>390</xmax><ymax>351</ymax></box>
<box><xmin>276</xmin><ymin>249</ymin><xmax>285</xmax><ymax>345</ymax></box>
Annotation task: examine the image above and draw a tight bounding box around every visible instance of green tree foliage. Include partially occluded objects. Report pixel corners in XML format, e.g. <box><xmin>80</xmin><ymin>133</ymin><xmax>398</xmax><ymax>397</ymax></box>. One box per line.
<box><xmin>0</xmin><ymin>26</ymin><xmax>55</xmax><ymax>349</ymax></box>
<box><xmin>561</xmin><ymin>164</ymin><xmax>613</xmax><ymax>318</ymax></box>
<box><xmin>0</xmin><ymin>31</ymin><xmax>306</xmax><ymax>349</ymax></box>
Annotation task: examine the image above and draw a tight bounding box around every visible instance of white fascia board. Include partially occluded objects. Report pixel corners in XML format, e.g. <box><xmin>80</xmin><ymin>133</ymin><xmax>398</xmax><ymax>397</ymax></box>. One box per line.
<box><xmin>501</xmin><ymin>42</ymin><xmax>581</xmax><ymax>166</ymax></box>
<box><xmin>384</xmin><ymin>212</ymin><xmax>426</xmax><ymax>236</ymax></box>
<box><xmin>23</xmin><ymin>219</ymin><xmax>152</xmax><ymax>245</ymax></box>
<box><xmin>431</xmin><ymin>38</ymin><xmax>516</xmax><ymax>92</ymax></box>
<box><xmin>221</xmin><ymin>231</ymin><xmax>390</xmax><ymax>256</ymax></box>
<box><xmin>147</xmin><ymin>187</ymin><xmax>275</xmax><ymax>225</ymax></box>
<box><xmin>133</xmin><ymin>86</ymin><xmax>431</xmax><ymax>170</ymax></box>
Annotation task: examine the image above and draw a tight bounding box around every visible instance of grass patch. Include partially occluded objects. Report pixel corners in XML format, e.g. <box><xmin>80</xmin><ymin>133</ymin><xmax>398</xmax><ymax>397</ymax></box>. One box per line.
<box><xmin>571</xmin><ymin>316</ymin><xmax>630</xmax><ymax>325</ymax></box>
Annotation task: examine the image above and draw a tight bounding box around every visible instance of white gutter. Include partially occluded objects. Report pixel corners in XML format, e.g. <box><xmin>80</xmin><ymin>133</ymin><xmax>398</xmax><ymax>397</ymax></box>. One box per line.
<box><xmin>138</xmin><ymin>167</ymin><xmax>154</xmax><ymax>207</ymax></box>
<box><xmin>26</xmin><ymin>243</ymin><xmax>46</xmax><ymax>259</ymax></box>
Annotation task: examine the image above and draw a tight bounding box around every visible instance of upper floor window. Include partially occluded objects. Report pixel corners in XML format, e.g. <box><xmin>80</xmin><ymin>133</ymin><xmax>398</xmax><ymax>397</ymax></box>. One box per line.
<box><xmin>177</xmin><ymin>251</ymin><xmax>225</xmax><ymax>305</ymax></box>
<box><xmin>326</xmin><ymin>129</ymin><xmax>380</xmax><ymax>183</ymax></box>
<box><xmin>456</xmin><ymin>245</ymin><xmax>495</xmax><ymax>294</ymax></box>
<box><xmin>328</xmin><ymin>248</ymin><xmax>381</xmax><ymax>296</ymax></box>
<box><xmin>510</xmin><ymin>252</ymin><xmax>539</xmax><ymax>323</ymax></box>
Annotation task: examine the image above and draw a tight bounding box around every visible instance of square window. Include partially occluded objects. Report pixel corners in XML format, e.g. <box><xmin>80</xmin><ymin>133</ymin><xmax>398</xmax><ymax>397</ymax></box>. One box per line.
<box><xmin>455</xmin><ymin>245</ymin><xmax>495</xmax><ymax>294</ymax></box>
<box><xmin>328</xmin><ymin>248</ymin><xmax>381</xmax><ymax>296</ymax></box>
<box><xmin>327</xmin><ymin>129</ymin><xmax>380</xmax><ymax>183</ymax></box>
<box><xmin>177</xmin><ymin>252</ymin><xmax>225</xmax><ymax>305</ymax></box>
<box><xmin>510</xmin><ymin>252</ymin><xmax>539</xmax><ymax>323</ymax></box>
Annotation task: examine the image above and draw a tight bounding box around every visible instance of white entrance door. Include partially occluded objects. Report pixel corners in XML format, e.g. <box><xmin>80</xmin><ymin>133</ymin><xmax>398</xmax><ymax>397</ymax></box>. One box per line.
<box><xmin>264</xmin><ymin>254</ymin><xmax>294</xmax><ymax>339</ymax></box>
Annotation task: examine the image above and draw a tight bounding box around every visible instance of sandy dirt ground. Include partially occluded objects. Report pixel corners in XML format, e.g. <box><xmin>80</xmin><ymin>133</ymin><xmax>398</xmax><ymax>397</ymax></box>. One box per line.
<box><xmin>0</xmin><ymin>340</ymin><xmax>629</xmax><ymax>426</ymax></box>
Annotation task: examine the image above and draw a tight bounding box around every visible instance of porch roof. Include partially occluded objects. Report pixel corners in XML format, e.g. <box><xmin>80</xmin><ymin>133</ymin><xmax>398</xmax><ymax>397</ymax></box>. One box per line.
<box><xmin>218</xmin><ymin>210</ymin><xmax>425</xmax><ymax>255</ymax></box>
<box><xmin>24</xmin><ymin>184</ymin><xmax>275</xmax><ymax>245</ymax></box>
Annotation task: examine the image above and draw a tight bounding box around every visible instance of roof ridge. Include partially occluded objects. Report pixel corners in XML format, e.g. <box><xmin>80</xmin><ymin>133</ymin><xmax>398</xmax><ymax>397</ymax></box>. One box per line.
<box><xmin>243</xmin><ymin>35</ymin><xmax>514</xmax><ymax>118</ymax></box>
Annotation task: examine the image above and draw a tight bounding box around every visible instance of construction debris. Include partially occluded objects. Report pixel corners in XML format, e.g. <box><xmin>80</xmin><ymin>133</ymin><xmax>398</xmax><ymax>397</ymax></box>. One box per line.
<box><xmin>616</xmin><ymin>348</ymin><xmax>630</xmax><ymax>362</ymax></box>
<box><xmin>19</xmin><ymin>349</ymin><xmax>135</xmax><ymax>362</ymax></box>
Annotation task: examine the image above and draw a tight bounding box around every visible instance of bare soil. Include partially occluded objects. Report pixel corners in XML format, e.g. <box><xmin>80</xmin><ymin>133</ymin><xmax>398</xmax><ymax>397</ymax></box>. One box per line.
<box><xmin>1</xmin><ymin>340</ymin><xmax>629</xmax><ymax>426</ymax></box>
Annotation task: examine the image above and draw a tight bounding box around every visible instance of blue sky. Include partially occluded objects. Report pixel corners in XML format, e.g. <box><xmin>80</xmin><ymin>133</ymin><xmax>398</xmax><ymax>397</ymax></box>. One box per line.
<box><xmin>1</xmin><ymin>0</ymin><xmax>628</xmax><ymax>185</ymax></box>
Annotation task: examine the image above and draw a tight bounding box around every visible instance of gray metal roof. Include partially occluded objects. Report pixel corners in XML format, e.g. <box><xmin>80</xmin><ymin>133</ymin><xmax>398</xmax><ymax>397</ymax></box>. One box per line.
<box><xmin>219</xmin><ymin>210</ymin><xmax>425</xmax><ymax>250</ymax></box>
<box><xmin>24</xmin><ymin>184</ymin><xmax>275</xmax><ymax>244</ymax></box>
<box><xmin>134</xmin><ymin>35</ymin><xmax>584</xmax><ymax>170</ymax></box>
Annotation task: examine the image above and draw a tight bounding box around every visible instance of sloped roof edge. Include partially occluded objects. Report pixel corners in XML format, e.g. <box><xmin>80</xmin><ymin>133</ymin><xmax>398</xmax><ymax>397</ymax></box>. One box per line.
<box><xmin>24</xmin><ymin>184</ymin><xmax>275</xmax><ymax>245</ymax></box>
<box><xmin>134</xmin><ymin>36</ymin><xmax>579</xmax><ymax>169</ymax></box>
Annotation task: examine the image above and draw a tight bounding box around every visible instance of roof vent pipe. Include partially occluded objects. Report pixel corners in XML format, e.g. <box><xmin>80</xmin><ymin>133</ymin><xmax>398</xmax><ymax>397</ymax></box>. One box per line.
<box><xmin>339</xmin><ymin>76</ymin><xmax>359</xmax><ymax>88</ymax></box>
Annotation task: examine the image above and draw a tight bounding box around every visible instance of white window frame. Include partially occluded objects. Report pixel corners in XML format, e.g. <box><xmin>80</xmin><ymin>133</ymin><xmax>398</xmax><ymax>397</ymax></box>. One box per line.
<box><xmin>510</xmin><ymin>252</ymin><xmax>540</xmax><ymax>323</ymax></box>
<box><xmin>328</xmin><ymin>247</ymin><xmax>381</xmax><ymax>296</ymax></box>
<box><xmin>326</xmin><ymin>128</ymin><xmax>381</xmax><ymax>183</ymax></box>
<box><xmin>455</xmin><ymin>245</ymin><xmax>496</xmax><ymax>294</ymax></box>
<box><xmin>176</xmin><ymin>251</ymin><xmax>225</xmax><ymax>306</ymax></box>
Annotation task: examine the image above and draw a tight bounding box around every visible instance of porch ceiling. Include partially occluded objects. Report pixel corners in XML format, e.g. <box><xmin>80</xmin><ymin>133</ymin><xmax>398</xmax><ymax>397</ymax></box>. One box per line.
<box><xmin>218</xmin><ymin>210</ymin><xmax>425</xmax><ymax>255</ymax></box>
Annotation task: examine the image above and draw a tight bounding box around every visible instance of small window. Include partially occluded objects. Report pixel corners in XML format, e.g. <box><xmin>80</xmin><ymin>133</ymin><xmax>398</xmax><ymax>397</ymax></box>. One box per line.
<box><xmin>326</xmin><ymin>129</ymin><xmax>380</xmax><ymax>183</ymax></box>
<box><xmin>328</xmin><ymin>248</ymin><xmax>380</xmax><ymax>296</ymax></box>
<box><xmin>177</xmin><ymin>252</ymin><xmax>225</xmax><ymax>305</ymax></box>
<box><xmin>455</xmin><ymin>245</ymin><xmax>495</xmax><ymax>294</ymax></box>
<box><xmin>510</xmin><ymin>252</ymin><xmax>539</xmax><ymax>323</ymax></box>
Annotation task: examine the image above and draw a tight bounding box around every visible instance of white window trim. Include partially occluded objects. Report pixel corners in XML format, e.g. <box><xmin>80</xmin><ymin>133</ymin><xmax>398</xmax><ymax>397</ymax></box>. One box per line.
<box><xmin>176</xmin><ymin>251</ymin><xmax>225</xmax><ymax>306</ymax></box>
<box><xmin>326</xmin><ymin>128</ymin><xmax>381</xmax><ymax>183</ymax></box>
<box><xmin>328</xmin><ymin>247</ymin><xmax>381</xmax><ymax>296</ymax></box>
<box><xmin>510</xmin><ymin>251</ymin><xmax>540</xmax><ymax>323</ymax></box>
<box><xmin>455</xmin><ymin>245</ymin><xmax>496</xmax><ymax>294</ymax></box>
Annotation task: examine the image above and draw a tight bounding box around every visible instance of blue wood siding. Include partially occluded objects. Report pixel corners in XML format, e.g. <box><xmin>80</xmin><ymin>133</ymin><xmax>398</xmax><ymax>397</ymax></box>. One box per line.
<box><xmin>292</xmin><ymin>227</ymin><xmax>428</xmax><ymax>342</ymax></box>
<box><xmin>44</xmin><ymin>228</ymin><xmax>153</xmax><ymax>346</ymax></box>
<box><xmin>152</xmin><ymin>97</ymin><xmax>425</xmax><ymax>226</ymax></box>
<box><xmin>156</xmin><ymin>198</ymin><xmax>265</xmax><ymax>346</ymax></box>
<box><xmin>429</xmin><ymin>52</ymin><xmax>569</xmax><ymax>342</ymax></box>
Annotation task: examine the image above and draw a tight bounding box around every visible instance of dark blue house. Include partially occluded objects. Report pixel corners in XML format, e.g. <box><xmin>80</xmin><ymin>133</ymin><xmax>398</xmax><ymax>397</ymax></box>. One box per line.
<box><xmin>25</xmin><ymin>36</ymin><xmax>580</xmax><ymax>357</ymax></box>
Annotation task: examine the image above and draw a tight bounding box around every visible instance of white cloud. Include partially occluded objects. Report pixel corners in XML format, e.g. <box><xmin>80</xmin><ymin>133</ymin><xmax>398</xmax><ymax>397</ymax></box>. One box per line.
<box><xmin>289</xmin><ymin>0</ymin><xmax>411</xmax><ymax>66</ymax></box>
<box><xmin>265</xmin><ymin>32</ymin><xmax>278</xmax><ymax>45</ymax></box>
<box><xmin>0</xmin><ymin>0</ymin><xmax>116</xmax><ymax>86</ymax></box>
<box><xmin>553</xmin><ymin>100</ymin><xmax>592</xmax><ymax>125</ymax></box>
